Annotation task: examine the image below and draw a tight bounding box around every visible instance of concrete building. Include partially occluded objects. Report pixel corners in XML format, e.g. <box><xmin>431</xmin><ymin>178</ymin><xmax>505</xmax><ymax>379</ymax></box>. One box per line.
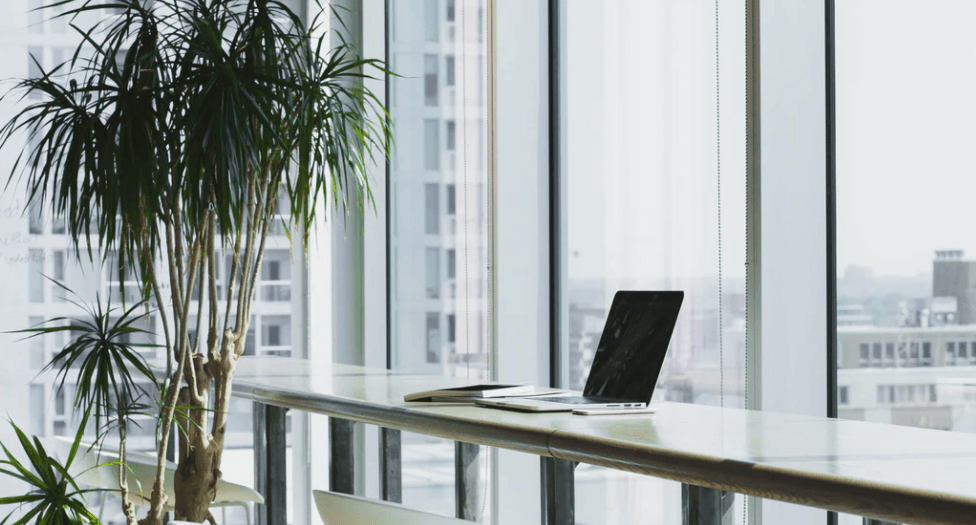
<box><xmin>837</xmin><ymin>252</ymin><xmax>976</xmax><ymax>431</ymax></box>
<box><xmin>933</xmin><ymin>249</ymin><xmax>976</xmax><ymax>324</ymax></box>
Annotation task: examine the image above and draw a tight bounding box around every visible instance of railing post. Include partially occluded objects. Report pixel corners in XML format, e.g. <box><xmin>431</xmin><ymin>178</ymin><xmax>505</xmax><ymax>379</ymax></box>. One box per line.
<box><xmin>682</xmin><ymin>484</ymin><xmax>734</xmax><ymax>525</ymax></box>
<box><xmin>253</xmin><ymin>403</ymin><xmax>267</xmax><ymax>525</ymax></box>
<box><xmin>540</xmin><ymin>457</ymin><xmax>575</xmax><ymax>525</ymax></box>
<box><xmin>455</xmin><ymin>441</ymin><xmax>485</xmax><ymax>521</ymax></box>
<box><xmin>266</xmin><ymin>406</ymin><xmax>288</xmax><ymax>525</ymax></box>
<box><xmin>381</xmin><ymin>428</ymin><xmax>402</xmax><ymax>503</ymax></box>
<box><xmin>330</xmin><ymin>418</ymin><xmax>357</xmax><ymax>494</ymax></box>
<box><xmin>253</xmin><ymin>402</ymin><xmax>288</xmax><ymax>525</ymax></box>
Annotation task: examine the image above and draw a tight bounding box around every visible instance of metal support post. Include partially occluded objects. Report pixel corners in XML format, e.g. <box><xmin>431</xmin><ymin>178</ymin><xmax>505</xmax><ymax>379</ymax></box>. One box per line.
<box><xmin>253</xmin><ymin>403</ymin><xmax>288</xmax><ymax>525</ymax></box>
<box><xmin>380</xmin><ymin>428</ymin><xmax>402</xmax><ymax>503</ymax></box>
<box><xmin>540</xmin><ymin>457</ymin><xmax>575</xmax><ymax>525</ymax></box>
<box><xmin>456</xmin><ymin>442</ymin><xmax>485</xmax><ymax>521</ymax></box>
<box><xmin>330</xmin><ymin>418</ymin><xmax>357</xmax><ymax>494</ymax></box>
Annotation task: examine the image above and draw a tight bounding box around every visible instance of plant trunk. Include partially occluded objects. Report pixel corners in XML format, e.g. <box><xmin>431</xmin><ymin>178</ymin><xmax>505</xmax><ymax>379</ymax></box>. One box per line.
<box><xmin>173</xmin><ymin>443</ymin><xmax>221</xmax><ymax>523</ymax></box>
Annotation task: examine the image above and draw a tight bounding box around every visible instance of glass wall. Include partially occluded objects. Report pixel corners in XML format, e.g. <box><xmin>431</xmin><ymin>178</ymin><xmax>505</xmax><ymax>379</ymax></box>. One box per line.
<box><xmin>835</xmin><ymin>1</ymin><xmax>976</xmax><ymax>523</ymax></box>
<box><xmin>558</xmin><ymin>0</ymin><xmax>747</xmax><ymax>523</ymax></box>
<box><xmin>388</xmin><ymin>0</ymin><xmax>490</xmax><ymax>518</ymax></box>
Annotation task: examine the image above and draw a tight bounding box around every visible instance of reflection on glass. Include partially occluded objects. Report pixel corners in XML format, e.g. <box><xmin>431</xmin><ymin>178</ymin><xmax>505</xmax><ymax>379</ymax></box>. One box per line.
<box><xmin>389</xmin><ymin>0</ymin><xmax>489</xmax><ymax>518</ymax></box>
<box><xmin>560</xmin><ymin>0</ymin><xmax>746</xmax><ymax>522</ymax></box>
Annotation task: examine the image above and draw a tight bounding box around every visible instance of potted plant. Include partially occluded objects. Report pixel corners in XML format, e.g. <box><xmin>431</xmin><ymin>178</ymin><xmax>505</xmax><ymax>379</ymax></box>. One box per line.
<box><xmin>0</xmin><ymin>0</ymin><xmax>390</xmax><ymax>523</ymax></box>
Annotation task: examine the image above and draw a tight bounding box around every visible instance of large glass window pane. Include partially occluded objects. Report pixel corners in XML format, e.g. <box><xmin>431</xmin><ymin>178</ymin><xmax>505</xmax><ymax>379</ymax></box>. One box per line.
<box><xmin>389</xmin><ymin>0</ymin><xmax>490</xmax><ymax>517</ymax></box>
<box><xmin>559</xmin><ymin>0</ymin><xmax>747</xmax><ymax>522</ymax></box>
<box><xmin>835</xmin><ymin>2</ymin><xmax>976</xmax><ymax>523</ymax></box>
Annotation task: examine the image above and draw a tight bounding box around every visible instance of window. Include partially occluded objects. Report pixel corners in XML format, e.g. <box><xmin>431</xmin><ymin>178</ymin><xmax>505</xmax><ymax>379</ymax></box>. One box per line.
<box><xmin>29</xmin><ymin>249</ymin><xmax>44</xmax><ymax>302</ymax></box>
<box><xmin>267</xmin><ymin>261</ymin><xmax>280</xmax><ymax>281</ymax></box>
<box><xmin>425</xmin><ymin>313</ymin><xmax>441</xmax><ymax>364</ymax></box>
<box><xmin>872</xmin><ymin>342</ymin><xmax>882</xmax><ymax>361</ymax></box>
<box><xmin>558</xmin><ymin>1</ymin><xmax>747</xmax><ymax>522</ymax></box>
<box><xmin>424</xmin><ymin>183</ymin><xmax>439</xmax><ymax>234</ymax></box>
<box><xmin>27</xmin><ymin>47</ymin><xmax>43</xmax><ymax>100</ymax></box>
<box><xmin>446</xmin><ymin>184</ymin><xmax>456</xmax><ymax>215</ymax></box>
<box><xmin>859</xmin><ymin>343</ymin><xmax>869</xmax><ymax>365</ymax></box>
<box><xmin>424</xmin><ymin>119</ymin><xmax>440</xmax><ymax>170</ymax></box>
<box><xmin>28</xmin><ymin>199</ymin><xmax>43</xmax><ymax>234</ymax></box>
<box><xmin>266</xmin><ymin>325</ymin><xmax>280</xmax><ymax>347</ymax></box>
<box><xmin>424</xmin><ymin>0</ymin><xmax>439</xmax><ymax>42</ymax></box>
<box><xmin>29</xmin><ymin>316</ymin><xmax>45</xmax><ymax>369</ymax></box>
<box><xmin>836</xmin><ymin>3</ymin><xmax>976</xmax><ymax>455</ymax></box>
<box><xmin>446</xmin><ymin>120</ymin><xmax>456</xmax><ymax>151</ymax></box>
<box><xmin>446</xmin><ymin>55</ymin><xmax>455</xmax><ymax>86</ymax></box>
<box><xmin>51</xmin><ymin>215</ymin><xmax>64</xmax><ymax>234</ymax></box>
<box><xmin>839</xmin><ymin>386</ymin><xmax>849</xmax><ymax>405</ymax></box>
<box><xmin>389</xmin><ymin>1</ymin><xmax>489</xmax><ymax>516</ymax></box>
<box><xmin>446</xmin><ymin>249</ymin><xmax>456</xmax><ymax>279</ymax></box>
<box><xmin>425</xmin><ymin>248</ymin><xmax>440</xmax><ymax>299</ymax></box>
<box><xmin>424</xmin><ymin>54</ymin><xmax>439</xmax><ymax>107</ymax></box>
<box><xmin>53</xmin><ymin>250</ymin><xmax>66</xmax><ymax>301</ymax></box>
<box><xmin>447</xmin><ymin>314</ymin><xmax>456</xmax><ymax>344</ymax></box>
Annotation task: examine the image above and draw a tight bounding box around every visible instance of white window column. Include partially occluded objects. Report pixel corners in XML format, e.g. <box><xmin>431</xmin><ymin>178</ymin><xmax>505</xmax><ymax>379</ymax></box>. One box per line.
<box><xmin>752</xmin><ymin>0</ymin><xmax>829</xmax><ymax>523</ymax></box>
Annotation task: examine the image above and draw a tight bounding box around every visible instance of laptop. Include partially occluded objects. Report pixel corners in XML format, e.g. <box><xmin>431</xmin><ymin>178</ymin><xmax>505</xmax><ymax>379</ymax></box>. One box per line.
<box><xmin>476</xmin><ymin>290</ymin><xmax>683</xmax><ymax>412</ymax></box>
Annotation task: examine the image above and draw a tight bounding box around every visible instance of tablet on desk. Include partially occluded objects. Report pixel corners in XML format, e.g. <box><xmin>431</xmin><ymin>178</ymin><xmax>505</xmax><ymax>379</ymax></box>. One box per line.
<box><xmin>572</xmin><ymin>407</ymin><xmax>656</xmax><ymax>416</ymax></box>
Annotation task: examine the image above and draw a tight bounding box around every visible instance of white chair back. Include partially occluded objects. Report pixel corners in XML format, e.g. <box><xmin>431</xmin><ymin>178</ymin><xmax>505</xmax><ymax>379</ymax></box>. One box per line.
<box><xmin>312</xmin><ymin>491</ymin><xmax>468</xmax><ymax>525</ymax></box>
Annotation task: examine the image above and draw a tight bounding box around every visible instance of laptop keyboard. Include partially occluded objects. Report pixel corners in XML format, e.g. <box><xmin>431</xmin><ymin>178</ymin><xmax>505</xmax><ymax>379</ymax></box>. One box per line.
<box><xmin>540</xmin><ymin>395</ymin><xmax>633</xmax><ymax>405</ymax></box>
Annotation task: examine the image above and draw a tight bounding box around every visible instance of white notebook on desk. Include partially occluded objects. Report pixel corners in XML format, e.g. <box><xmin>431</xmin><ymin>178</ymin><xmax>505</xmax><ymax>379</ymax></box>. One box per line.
<box><xmin>404</xmin><ymin>384</ymin><xmax>535</xmax><ymax>403</ymax></box>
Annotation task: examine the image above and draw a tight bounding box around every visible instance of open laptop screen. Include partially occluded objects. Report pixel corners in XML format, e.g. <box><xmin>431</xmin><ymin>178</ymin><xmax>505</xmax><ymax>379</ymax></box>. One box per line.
<box><xmin>582</xmin><ymin>291</ymin><xmax>684</xmax><ymax>404</ymax></box>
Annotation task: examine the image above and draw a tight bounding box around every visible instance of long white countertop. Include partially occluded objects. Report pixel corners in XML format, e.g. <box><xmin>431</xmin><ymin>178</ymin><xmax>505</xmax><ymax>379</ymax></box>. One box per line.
<box><xmin>230</xmin><ymin>357</ymin><xmax>976</xmax><ymax>525</ymax></box>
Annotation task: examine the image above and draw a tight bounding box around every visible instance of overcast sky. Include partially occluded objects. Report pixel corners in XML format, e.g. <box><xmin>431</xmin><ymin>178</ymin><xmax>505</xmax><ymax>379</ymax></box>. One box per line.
<box><xmin>836</xmin><ymin>0</ymin><xmax>976</xmax><ymax>277</ymax></box>
<box><xmin>565</xmin><ymin>0</ymin><xmax>976</xmax><ymax>282</ymax></box>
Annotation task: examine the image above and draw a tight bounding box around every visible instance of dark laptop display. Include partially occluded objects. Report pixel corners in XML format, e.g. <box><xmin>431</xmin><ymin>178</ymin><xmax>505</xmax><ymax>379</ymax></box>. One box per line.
<box><xmin>522</xmin><ymin>290</ymin><xmax>685</xmax><ymax>408</ymax></box>
<box><xmin>582</xmin><ymin>291</ymin><xmax>684</xmax><ymax>404</ymax></box>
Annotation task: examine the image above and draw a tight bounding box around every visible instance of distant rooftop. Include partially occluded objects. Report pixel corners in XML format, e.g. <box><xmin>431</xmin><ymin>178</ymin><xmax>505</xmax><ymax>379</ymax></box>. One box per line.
<box><xmin>838</xmin><ymin>323</ymin><xmax>976</xmax><ymax>334</ymax></box>
<box><xmin>936</xmin><ymin>249</ymin><xmax>966</xmax><ymax>260</ymax></box>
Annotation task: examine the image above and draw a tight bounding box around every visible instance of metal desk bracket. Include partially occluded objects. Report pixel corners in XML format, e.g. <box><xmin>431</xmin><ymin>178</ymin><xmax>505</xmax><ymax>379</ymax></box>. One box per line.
<box><xmin>682</xmin><ymin>484</ymin><xmax>735</xmax><ymax>525</ymax></box>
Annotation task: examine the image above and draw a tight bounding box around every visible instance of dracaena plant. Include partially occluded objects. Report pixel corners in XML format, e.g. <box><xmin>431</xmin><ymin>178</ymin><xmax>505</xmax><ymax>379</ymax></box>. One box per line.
<box><xmin>0</xmin><ymin>412</ymin><xmax>102</xmax><ymax>525</ymax></box>
<box><xmin>0</xmin><ymin>0</ymin><xmax>391</xmax><ymax>523</ymax></box>
<box><xmin>12</xmin><ymin>285</ymin><xmax>158</xmax><ymax>525</ymax></box>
